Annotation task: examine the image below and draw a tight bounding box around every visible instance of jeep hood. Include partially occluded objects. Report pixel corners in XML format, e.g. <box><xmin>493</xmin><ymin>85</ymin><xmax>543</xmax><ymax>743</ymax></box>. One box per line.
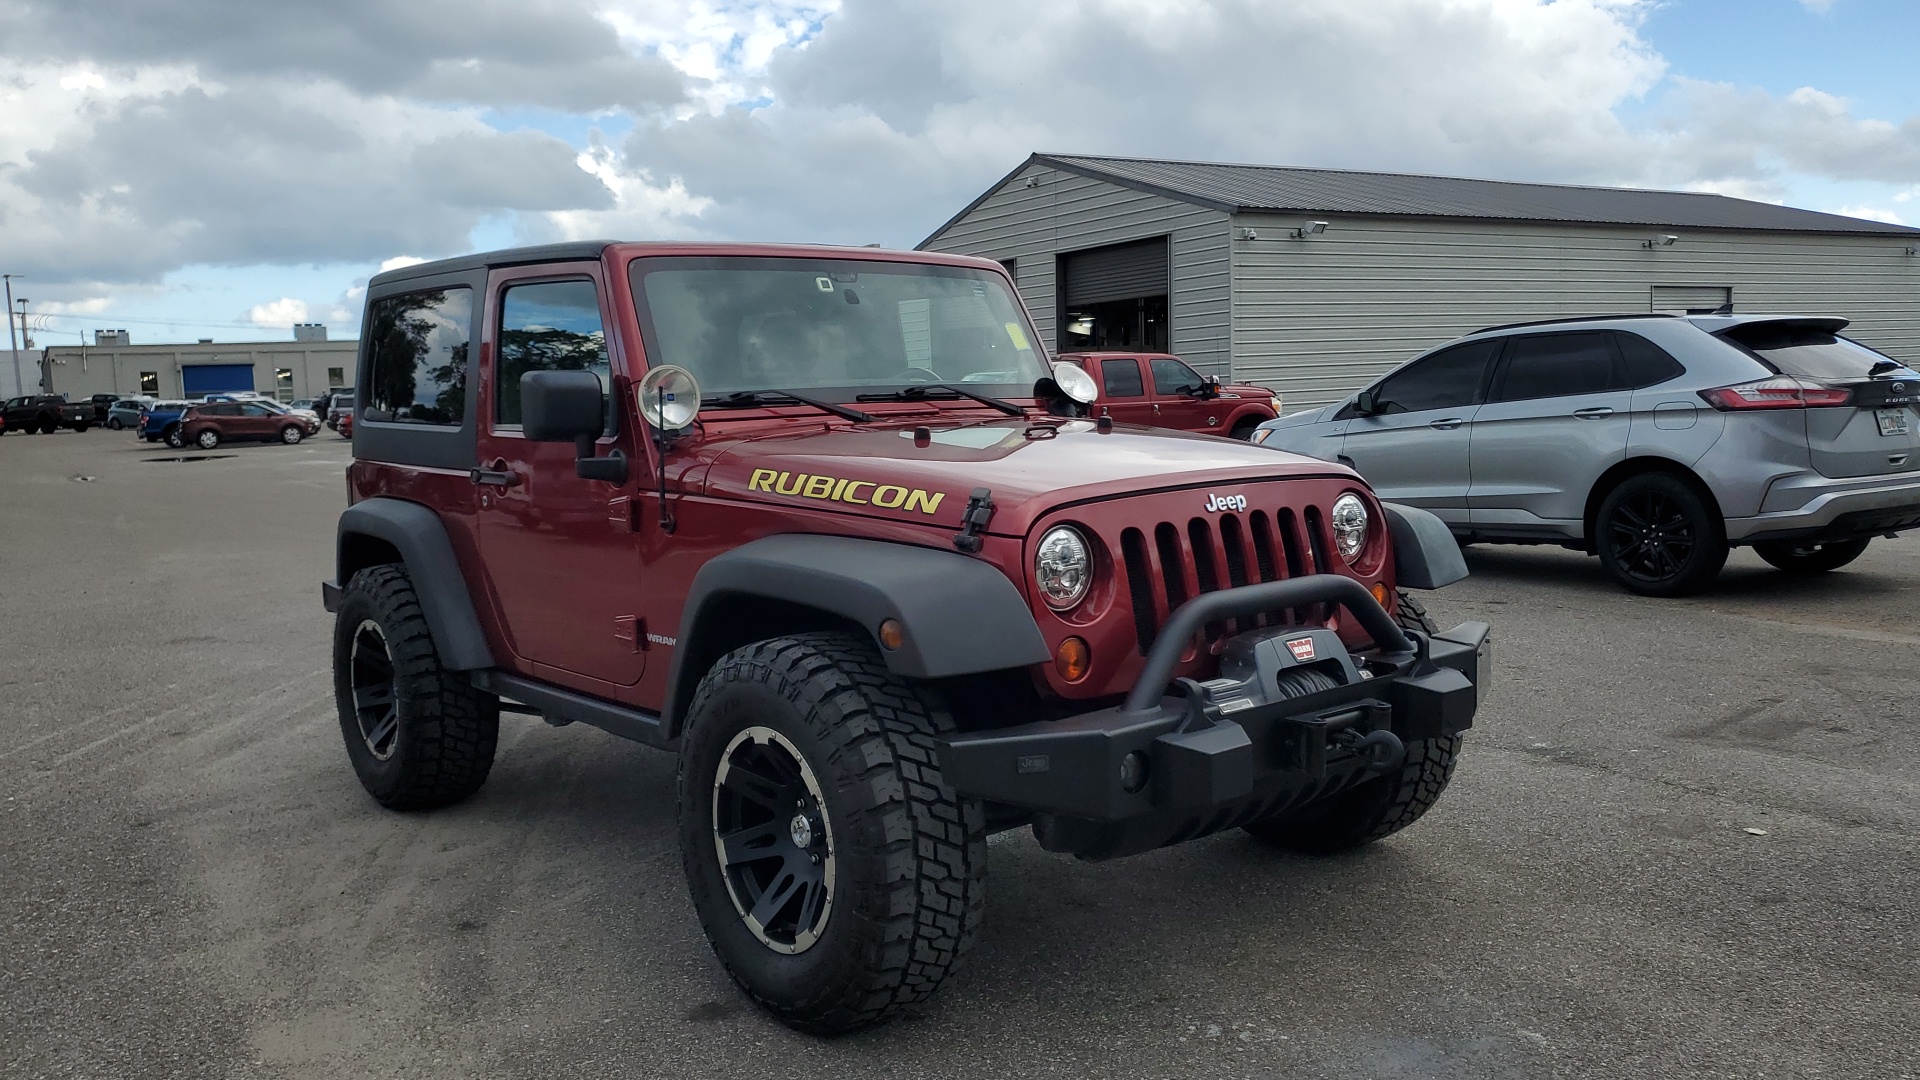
<box><xmin>698</xmin><ymin>417</ymin><xmax>1358</xmax><ymax>537</ymax></box>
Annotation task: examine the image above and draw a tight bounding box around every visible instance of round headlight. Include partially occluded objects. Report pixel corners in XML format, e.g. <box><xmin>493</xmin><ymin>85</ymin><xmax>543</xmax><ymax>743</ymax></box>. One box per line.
<box><xmin>1034</xmin><ymin>526</ymin><xmax>1092</xmax><ymax>609</ymax></box>
<box><xmin>1050</xmin><ymin>362</ymin><xmax>1099</xmax><ymax>405</ymax></box>
<box><xmin>1331</xmin><ymin>493</ymin><xmax>1369</xmax><ymax>563</ymax></box>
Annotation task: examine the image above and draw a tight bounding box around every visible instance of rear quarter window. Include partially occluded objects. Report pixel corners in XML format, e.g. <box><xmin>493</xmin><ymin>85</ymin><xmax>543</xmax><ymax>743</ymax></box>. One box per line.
<box><xmin>362</xmin><ymin>287</ymin><xmax>473</xmax><ymax>425</ymax></box>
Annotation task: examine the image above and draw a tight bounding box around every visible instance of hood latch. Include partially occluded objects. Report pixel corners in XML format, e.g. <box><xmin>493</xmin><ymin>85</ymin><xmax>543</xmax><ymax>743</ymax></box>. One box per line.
<box><xmin>952</xmin><ymin>487</ymin><xmax>994</xmax><ymax>554</ymax></box>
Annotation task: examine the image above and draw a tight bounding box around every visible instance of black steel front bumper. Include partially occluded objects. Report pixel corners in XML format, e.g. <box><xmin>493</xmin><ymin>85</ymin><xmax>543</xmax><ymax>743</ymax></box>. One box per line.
<box><xmin>935</xmin><ymin>575</ymin><xmax>1490</xmax><ymax>860</ymax></box>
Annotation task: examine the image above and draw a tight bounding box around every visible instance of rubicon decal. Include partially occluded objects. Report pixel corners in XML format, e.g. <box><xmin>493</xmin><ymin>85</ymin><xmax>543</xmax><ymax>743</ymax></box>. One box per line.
<box><xmin>1285</xmin><ymin>637</ymin><xmax>1317</xmax><ymax>662</ymax></box>
<box><xmin>747</xmin><ymin>469</ymin><xmax>947</xmax><ymax>515</ymax></box>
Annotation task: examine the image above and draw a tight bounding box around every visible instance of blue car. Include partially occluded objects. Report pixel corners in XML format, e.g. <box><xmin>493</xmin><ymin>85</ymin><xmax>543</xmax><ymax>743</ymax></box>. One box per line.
<box><xmin>106</xmin><ymin>397</ymin><xmax>155</xmax><ymax>430</ymax></box>
<box><xmin>138</xmin><ymin>401</ymin><xmax>192</xmax><ymax>444</ymax></box>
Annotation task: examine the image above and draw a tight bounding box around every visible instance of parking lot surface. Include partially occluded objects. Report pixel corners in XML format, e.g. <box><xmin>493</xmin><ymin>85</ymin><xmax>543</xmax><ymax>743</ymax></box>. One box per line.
<box><xmin>2</xmin><ymin>431</ymin><xmax>1915</xmax><ymax>1079</ymax></box>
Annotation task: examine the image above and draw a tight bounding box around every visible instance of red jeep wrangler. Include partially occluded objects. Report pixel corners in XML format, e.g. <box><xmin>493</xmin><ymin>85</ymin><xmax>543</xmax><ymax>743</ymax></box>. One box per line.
<box><xmin>323</xmin><ymin>242</ymin><xmax>1490</xmax><ymax>1033</ymax></box>
<box><xmin>1057</xmin><ymin>351</ymin><xmax>1282</xmax><ymax>439</ymax></box>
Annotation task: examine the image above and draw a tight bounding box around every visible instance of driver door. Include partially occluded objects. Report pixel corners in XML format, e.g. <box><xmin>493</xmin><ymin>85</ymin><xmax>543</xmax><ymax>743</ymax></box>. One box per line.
<box><xmin>1339</xmin><ymin>339</ymin><xmax>1498</xmax><ymax>525</ymax></box>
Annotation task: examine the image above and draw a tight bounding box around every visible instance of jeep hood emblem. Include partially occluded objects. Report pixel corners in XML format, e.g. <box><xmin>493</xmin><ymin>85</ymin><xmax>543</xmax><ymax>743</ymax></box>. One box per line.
<box><xmin>1204</xmin><ymin>493</ymin><xmax>1248</xmax><ymax>513</ymax></box>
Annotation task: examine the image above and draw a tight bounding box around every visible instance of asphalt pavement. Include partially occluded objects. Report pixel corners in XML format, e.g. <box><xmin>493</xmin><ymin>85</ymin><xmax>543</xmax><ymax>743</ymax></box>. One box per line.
<box><xmin>2</xmin><ymin>430</ymin><xmax>1915</xmax><ymax>1080</ymax></box>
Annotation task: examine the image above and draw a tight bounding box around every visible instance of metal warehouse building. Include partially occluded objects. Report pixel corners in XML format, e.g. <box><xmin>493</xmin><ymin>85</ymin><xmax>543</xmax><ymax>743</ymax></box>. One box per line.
<box><xmin>920</xmin><ymin>153</ymin><xmax>1920</xmax><ymax>410</ymax></box>
<box><xmin>37</xmin><ymin>326</ymin><xmax>357</xmax><ymax>402</ymax></box>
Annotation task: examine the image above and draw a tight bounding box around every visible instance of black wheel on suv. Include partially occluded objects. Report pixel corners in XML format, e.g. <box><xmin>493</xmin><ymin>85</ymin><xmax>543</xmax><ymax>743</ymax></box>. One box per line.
<box><xmin>677</xmin><ymin>632</ymin><xmax>985</xmax><ymax>1034</ymax></box>
<box><xmin>1752</xmin><ymin>536</ymin><xmax>1871</xmax><ymax>575</ymax></box>
<box><xmin>1595</xmin><ymin>472</ymin><xmax>1727</xmax><ymax>597</ymax></box>
<box><xmin>331</xmin><ymin>564</ymin><xmax>499</xmax><ymax>810</ymax></box>
<box><xmin>1243</xmin><ymin>591</ymin><xmax>1464</xmax><ymax>855</ymax></box>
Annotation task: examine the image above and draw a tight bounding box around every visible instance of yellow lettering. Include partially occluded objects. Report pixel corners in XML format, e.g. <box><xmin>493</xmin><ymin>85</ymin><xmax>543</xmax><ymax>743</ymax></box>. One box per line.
<box><xmin>829</xmin><ymin>477</ymin><xmax>850</xmax><ymax>501</ymax></box>
<box><xmin>803</xmin><ymin>474</ymin><xmax>836</xmax><ymax>499</ymax></box>
<box><xmin>748</xmin><ymin>468</ymin><xmax>777</xmax><ymax>492</ymax></box>
<box><xmin>774</xmin><ymin>472</ymin><xmax>806</xmax><ymax>496</ymax></box>
<box><xmin>841</xmin><ymin>481</ymin><xmax>873</xmax><ymax>505</ymax></box>
<box><xmin>903</xmin><ymin>489</ymin><xmax>946</xmax><ymax>515</ymax></box>
<box><xmin>872</xmin><ymin>485</ymin><xmax>908</xmax><ymax>509</ymax></box>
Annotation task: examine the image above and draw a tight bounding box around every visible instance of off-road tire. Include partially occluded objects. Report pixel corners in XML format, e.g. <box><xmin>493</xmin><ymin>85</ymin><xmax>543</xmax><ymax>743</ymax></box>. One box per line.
<box><xmin>1753</xmin><ymin>537</ymin><xmax>1870</xmax><ymax>575</ymax></box>
<box><xmin>677</xmin><ymin>632</ymin><xmax>986</xmax><ymax>1035</ymax></box>
<box><xmin>1595</xmin><ymin>471</ymin><xmax>1727</xmax><ymax>597</ymax></box>
<box><xmin>332</xmin><ymin>564</ymin><xmax>498</xmax><ymax>811</ymax></box>
<box><xmin>195</xmin><ymin>428</ymin><xmax>219</xmax><ymax>450</ymax></box>
<box><xmin>280</xmin><ymin>425</ymin><xmax>304</xmax><ymax>445</ymax></box>
<box><xmin>1243</xmin><ymin>591</ymin><xmax>1464</xmax><ymax>855</ymax></box>
<box><xmin>39</xmin><ymin>419</ymin><xmax>55</xmax><ymax>434</ymax></box>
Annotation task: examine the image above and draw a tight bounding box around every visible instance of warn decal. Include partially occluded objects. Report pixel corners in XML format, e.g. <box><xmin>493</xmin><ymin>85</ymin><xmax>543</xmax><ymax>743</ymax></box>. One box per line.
<box><xmin>747</xmin><ymin>469</ymin><xmax>947</xmax><ymax>516</ymax></box>
<box><xmin>1285</xmin><ymin>637</ymin><xmax>1317</xmax><ymax>662</ymax></box>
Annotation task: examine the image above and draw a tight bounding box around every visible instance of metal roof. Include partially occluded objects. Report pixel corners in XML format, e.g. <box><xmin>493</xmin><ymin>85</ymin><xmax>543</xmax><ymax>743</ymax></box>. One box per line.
<box><xmin>925</xmin><ymin>154</ymin><xmax>1920</xmax><ymax>242</ymax></box>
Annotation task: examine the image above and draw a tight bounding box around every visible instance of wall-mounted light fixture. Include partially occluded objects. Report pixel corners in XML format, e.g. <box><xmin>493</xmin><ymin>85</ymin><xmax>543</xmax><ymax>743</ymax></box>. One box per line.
<box><xmin>1239</xmin><ymin>227</ymin><xmax>1259</xmax><ymax>241</ymax></box>
<box><xmin>1907</xmin><ymin>246</ymin><xmax>1918</xmax><ymax>256</ymax></box>
<box><xmin>1290</xmin><ymin>221</ymin><xmax>1329</xmax><ymax>239</ymax></box>
<box><xmin>1023</xmin><ymin>176</ymin><xmax>1040</xmax><ymax>189</ymax></box>
<box><xmin>1642</xmin><ymin>235</ymin><xmax>1679</xmax><ymax>249</ymax></box>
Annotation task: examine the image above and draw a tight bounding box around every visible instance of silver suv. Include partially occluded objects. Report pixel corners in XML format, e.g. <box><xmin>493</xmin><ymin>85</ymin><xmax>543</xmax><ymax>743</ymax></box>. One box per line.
<box><xmin>1253</xmin><ymin>314</ymin><xmax>1920</xmax><ymax>595</ymax></box>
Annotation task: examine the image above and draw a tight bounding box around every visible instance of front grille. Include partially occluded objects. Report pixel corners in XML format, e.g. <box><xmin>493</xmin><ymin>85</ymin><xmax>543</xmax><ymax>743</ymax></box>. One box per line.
<box><xmin>1116</xmin><ymin>508</ymin><xmax>1324</xmax><ymax>655</ymax></box>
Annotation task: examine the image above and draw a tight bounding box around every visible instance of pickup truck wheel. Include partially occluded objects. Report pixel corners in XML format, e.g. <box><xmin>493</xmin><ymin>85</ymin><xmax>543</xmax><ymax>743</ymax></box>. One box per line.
<box><xmin>73</xmin><ymin>422</ymin><xmax>90</xmax><ymax>433</ymax></box>
<box><xmin>195</xmin><ymin>428</ymin><xmax>220</xmax><ymax>450</ymax></box>
<box><xmin>1242</xmin><ymin>591</ymin><xmax>1463</xmax><ymax>855</ymax></box>
<box><xmin>331</xmin><ymin>564</ymin><xmax>498</xmax><ymax>811</ymax></box>
<box><xmin>1752</xmin><ymin>537</ymin><xmax>1870</xmax><ymax>575</ymax></box>
<box><xmin>1595</xmin><ymin>472</ymin><xmax>1727</xmax><ymax>597</ymax></box>
<box><xmin>677</xmin><ymin>632</ymin><xmax>985</xmax><ymax>1035</ymax></box>
<box><xmin>1229</xmin><ymin>418</ymin><xmax>1261</xmax><ymax>441</ymax></box>
<box><xmin>39</xmin><ymin>420</ymin><xmax>56</xmax><ymax>434</ymax></box>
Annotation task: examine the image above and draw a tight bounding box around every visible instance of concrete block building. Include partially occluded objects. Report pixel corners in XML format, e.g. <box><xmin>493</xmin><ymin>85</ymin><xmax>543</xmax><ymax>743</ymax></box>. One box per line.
<box><xmin>37</xmin><ymin>329</ymin><xmax>358</xmax><ymax>402</ymax></box>
<box><xmin>920</xmin><ymin>154</ymin><xmax>1920</xmax><ymax>410</ymax></box>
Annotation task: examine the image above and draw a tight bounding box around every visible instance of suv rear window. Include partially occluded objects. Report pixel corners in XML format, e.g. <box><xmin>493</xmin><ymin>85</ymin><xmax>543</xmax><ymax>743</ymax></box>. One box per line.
<box><xmin>362</xmin><ymin>288</ymin><xmax>473</xmax><ymax>425</ymax></box>
<box><xmin>1718</xmin><ymin>322</ymin><xmax>1912</xmax><ymax>381</ymax></box>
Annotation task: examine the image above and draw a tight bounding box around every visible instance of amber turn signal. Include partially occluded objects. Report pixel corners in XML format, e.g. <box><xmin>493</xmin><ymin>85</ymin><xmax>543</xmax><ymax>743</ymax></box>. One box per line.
<box><xmin>1371</xmin><ymin>582</ymin><xmax>1390</xmax><ymax>607</ymax></box>
<box><xmin>878</xmin><ymin>619</ymin><xmax>905</xmax><ymax>651</ymax></box>
<box><xmin>1054</xmin><ymin>636</ymin><xmax>1091</xmax><ymax>682</ymax></box>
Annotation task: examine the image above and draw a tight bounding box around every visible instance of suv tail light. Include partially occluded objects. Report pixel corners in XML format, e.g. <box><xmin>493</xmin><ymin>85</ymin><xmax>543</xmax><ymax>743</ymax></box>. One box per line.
<box><xmin>1699</xmin><ymin>376</ymin><xmax>1853</xmax><ymax>411</ymax></box>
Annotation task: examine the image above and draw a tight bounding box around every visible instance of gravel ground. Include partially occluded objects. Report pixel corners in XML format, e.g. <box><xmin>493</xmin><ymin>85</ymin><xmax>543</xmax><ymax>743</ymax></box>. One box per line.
<box><xmin>2</xmin><ymin>430</ymin><xmax>1915</xmax><ymax>1080</ymax></box>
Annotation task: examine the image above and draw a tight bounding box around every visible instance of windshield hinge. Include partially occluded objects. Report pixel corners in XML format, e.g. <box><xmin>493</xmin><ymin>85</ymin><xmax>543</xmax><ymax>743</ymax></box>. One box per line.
<box><xmin>952</xmin><ymin>487</ymin><xmax>994</xmax><ymax>554</ymax></box>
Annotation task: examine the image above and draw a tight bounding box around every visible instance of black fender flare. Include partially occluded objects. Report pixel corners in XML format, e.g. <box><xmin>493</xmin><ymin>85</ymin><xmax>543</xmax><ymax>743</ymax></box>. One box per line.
<box><xmin>333</xmin><ymin>498</ymin><xmax>495</xmax><ymax>671</ymax></box>
<box><xmin>1381</xmin><ymin>502</ymin><xmax>1469</xmax><ymax>590</ymax></box>
<box><xmin>665</xmin><ymin>534</ymin><xmax>1049</xmax><ymax>728</ymax></box>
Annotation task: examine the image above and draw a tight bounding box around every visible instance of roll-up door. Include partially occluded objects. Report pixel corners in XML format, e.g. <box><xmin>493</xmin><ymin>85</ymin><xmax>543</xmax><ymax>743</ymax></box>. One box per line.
<box><xmin>181</xmin><ymin>364</ymin><xmax>256</xmax><ymax>395</ymax></box>
<box><xmin>1650</xmin><ymin>286</ymin><xmax>1732</xmax><ymax>314</ymax></box>
<box><xmin>1062</xmin><ymin>237</ymin><xmax>1169</xmax><ymax>306</ymax></box>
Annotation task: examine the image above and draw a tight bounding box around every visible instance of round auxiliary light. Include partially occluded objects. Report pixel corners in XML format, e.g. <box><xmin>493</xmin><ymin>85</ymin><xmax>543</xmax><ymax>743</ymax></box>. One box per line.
<box><xmin>1050</xmin><ymin>361</ymin><xmax>1099</xmax><ymax>405</ymax></box>
<box><xmin>1054</xmin><ymin>636</ymin><xmax>1091</xmax><ymax>682</ymax></box>
<box><xmin>637</xmin><ymin>365</ymin><xmax>702</xmax><ymax>431</ymax></box>
<box><xmin>1331</xmin><ymin>493</ymin><xmax>1370</xmax><ymax>563</ymax></box>
<box><xmin>1034</xmin><ymin>526</ymin><xmax>1093</xmax><ymax>609</ymax></box>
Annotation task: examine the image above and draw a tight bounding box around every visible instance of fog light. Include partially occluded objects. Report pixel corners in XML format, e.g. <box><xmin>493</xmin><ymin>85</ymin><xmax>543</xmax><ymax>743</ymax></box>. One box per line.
<box><xmin>1119</xmin><ymin>751</ymin><xmax>1149</xmax><ymax>794</ymax></box>
<box><xmin>878</xmin><ymin>619</ymin><xmax>905</xmax><ymax>651</ymax></box>
<box><xmin>1054</xmin><ymin>636</ymin><xmax>1090</xmax><ymax>682</ymax></box>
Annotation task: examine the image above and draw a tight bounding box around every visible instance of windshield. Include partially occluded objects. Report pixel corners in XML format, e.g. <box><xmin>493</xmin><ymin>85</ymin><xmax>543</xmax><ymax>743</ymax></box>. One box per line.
<box><xmin>1719</xmin><ymin>323</ymin><xmax>1914</xmax><ymax>381</ymax></box>
<box><xmin>629</xmin><ymin>257</ymin><xmax>1047</xmax><ymax>400</ymax></box>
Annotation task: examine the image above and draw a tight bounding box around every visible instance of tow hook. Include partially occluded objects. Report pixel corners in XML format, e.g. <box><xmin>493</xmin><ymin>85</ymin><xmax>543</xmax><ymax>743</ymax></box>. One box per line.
<box><xmin>1334</xmin><ymin>727</ymin><xmax>1406</xmax><ymax>772</ymax></box>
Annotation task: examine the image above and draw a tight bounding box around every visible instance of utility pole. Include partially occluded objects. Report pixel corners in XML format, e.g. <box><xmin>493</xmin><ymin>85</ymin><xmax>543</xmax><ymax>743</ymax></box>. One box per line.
<box><xmin>3</xmin><ymin>274</ymin><xmax>20</xmax><ymax>398</ymax></box>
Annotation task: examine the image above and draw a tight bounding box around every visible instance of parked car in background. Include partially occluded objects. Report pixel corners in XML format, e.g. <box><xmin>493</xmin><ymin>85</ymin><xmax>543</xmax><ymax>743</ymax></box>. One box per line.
<box><xmin>139</xmin><ymin>402</ymin><xmax>192</xmax><ymax>444</ymax></box>
<box><xmin>4</xmin><ymin>394</ymin><xmax>93</xmax><ymax>434</ymax></box>
<box><xmin>324</xmin><ymin>390</ymin><xmax>355</xmax><ymax>430</ymax></box>
<box><xmin>86</xmin><ymin>393</ymin><xmax>121</xmax><ymax>422</ymax></box>
<box><xmin>107</xmin><ymin>397</ymin><xmax>157</xmax><ymax>430</ymax></box>
<box><xmin>271</xmin><ymin>399</ymin><xmax>322</xmax><ymax>422</ymax></box>
<box><xmin>1254</xmin><ymin>313</ymin><xmax>1920</xmax><ymax>596</ymax></box>
<box><xmin>175</xmin><ymin>401</ymin><xmax>322</xmax><ymax>449</ymax></box>
<box><xmin>334</xmin><ymin>408</ymin><xmax>353</xmax><ymax>438</ymax></box>
<box><xmin>1056</xmin><ymin>352</ymin><xmax>1280</xmax><ymax>439</ymax></box>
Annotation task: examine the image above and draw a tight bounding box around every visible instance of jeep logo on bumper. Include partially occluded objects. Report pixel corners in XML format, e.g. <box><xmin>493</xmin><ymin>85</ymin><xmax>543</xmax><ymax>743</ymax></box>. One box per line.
<box><xmin>1204</xmin><ymin>493</ymin><xmax>1248</xmax><ymax>513</ymax></box>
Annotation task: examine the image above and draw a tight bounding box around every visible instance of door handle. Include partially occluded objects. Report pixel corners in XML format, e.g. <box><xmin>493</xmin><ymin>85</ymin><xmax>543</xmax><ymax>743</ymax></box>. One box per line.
<box><xmin>1428</xmin><ymin>418</ymin><xmax>1465</xmax><ymax>430</ymax></box>
<box><xmin>470</xmin><ymin>463</ymin><xmax>521</xmax><ymax>487</ymax></box>
<box><xmin>1572</xmin><ymin>407</ymin><xmax>1615</xmax><ymax>420</ymax></box>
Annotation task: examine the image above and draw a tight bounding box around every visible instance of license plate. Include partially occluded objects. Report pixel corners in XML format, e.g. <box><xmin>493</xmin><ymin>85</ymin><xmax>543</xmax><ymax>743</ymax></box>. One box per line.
<box><xmin>1877</xmin><ymin>408</ymin><xmax>1912</xmax><ymax>437</ymax></box>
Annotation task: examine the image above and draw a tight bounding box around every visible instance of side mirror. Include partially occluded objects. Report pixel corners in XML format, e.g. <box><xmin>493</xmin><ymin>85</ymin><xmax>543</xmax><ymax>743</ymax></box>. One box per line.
<box><xmin>522</xmin><ymin>370</ymin><xmax>626</xmax><ymax>483</ymax></box>
<box><xmin>1354</xmin><ymin>390</ymin><xmax>1379</xmax><ymax>416</ymax></box>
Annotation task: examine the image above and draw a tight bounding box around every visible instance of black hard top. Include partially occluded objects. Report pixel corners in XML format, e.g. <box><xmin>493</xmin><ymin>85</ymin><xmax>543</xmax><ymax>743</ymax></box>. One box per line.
<box><xmin>367</xmin><ymin>241</ymin><xmax>617</xmax><ymax>289</ymax></box>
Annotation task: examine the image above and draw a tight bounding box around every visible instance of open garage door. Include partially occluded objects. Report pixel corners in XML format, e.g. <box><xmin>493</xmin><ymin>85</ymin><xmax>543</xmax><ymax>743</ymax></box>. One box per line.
<box><xmin>1060</xmin><ymin>237</ymin><xmax>1169</xmax><ymax>353</ymax></box>
<box><xmin>181</xmin><ymin>364</ymin><xmax>256</xmax><ymax>397</ymax></box>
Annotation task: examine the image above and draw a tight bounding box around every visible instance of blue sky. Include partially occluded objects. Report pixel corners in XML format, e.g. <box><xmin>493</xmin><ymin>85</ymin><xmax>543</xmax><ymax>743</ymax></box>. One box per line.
<box><xmin>2</xmin><ymin>0</ymin><xmax>1915</xmax><ymax>363</ymax></box>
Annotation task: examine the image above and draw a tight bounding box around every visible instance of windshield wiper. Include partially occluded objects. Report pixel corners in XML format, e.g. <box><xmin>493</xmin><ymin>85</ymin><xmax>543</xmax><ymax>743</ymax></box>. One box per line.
<box><xmin>702</xmin><ymin>389</ymin><xmax>875</xmax><ymax>423</ymax></box>
<box><xmin>855</xmin><ymin>383</ymin><xmax>1025</xmax><ymax>417</ymax></box>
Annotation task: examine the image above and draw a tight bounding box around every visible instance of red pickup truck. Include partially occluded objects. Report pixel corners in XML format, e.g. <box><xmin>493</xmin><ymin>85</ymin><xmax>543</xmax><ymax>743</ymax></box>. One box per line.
<box><xmin>1056</xmin><ymin>352</ymin><xmax>1281</xmax><ymax>439</ymax></box>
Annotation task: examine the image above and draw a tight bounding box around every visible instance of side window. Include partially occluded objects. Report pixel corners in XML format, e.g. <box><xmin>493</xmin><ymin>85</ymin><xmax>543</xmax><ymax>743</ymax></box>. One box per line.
<box><xmin>1613</xmin><ymin>332</ymin><xmax>1685</xmax><ymax>389</ymax></box>
<box><xmin>1101</xmin><ymin>358</ymin><xmax>1145</xmax><ymax>397</ymax></box>
<box><xmin>362</xmin><ymin>287</ymin><xmax>472</xmax><ymax>426</ymax></box>
<box><xmin>496</xmin><ymin>280</ymin><xmax>610</xmax><ymax>429</ymax></box>
<box><xmin>1372</xmin><ymin>340</ymin><xmax>1499</xmax><ymax>414</ymax></box>
<box><xmin>241</xmin><ymin>403</ymin><xmax>273</xmax><ymax>416</ymax></box>
<box><xmin>1491</xmin><ymin>332</ymin><xmax>1614</xmax><ymax>402</ymax></box>
<box><xmin>1150</xmin><ymin>357</ymin><xmax>1203</xmax><ymax>395</ymax></box>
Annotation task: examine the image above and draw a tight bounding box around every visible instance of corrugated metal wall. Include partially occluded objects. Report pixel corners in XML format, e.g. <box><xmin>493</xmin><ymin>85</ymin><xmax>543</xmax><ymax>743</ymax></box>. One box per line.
<box><xmin>920</xmin><ymin>164</ymin><xmax>1235</xmax><ymax>374</ymax></box>
<box><xmin>1231</xmin><ymin>213</ymin><xmax>1920</xmax><ymax>410</ymax></box>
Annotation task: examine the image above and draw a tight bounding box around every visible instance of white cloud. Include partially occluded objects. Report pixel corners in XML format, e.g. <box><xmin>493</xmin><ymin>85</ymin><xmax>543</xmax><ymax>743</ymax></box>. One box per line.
<box><xmin>1799</xmin><ymin>0</ymin><xmax>1838</xmax><ymax>12</ymax></box>
<box><xmin>1834</xmin><ymin>204</ymin><xmax>1905</xmax><ymax>225</ymax></box>
<box><xmin>37</xmin><ymin>297</ymin><xmax>115</xmax><ymax>315</ymax></box>
<box><xmin>377</xmin><ymin>256</ymin><xmax>428</xmax><ymax>273</ymax></box>
<box><xmin>246</xmin><ymin>297</ymin><xmax>312</xmax><ymax>327</ymax></box>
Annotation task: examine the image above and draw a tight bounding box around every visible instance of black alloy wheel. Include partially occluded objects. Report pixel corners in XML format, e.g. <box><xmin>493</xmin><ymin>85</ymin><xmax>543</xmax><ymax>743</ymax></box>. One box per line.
<box><xmin>711</xmin><ymin>727</ymin><xmax>835</xmax><ymax>955</ymax></box>
<box><xmin>1595</xmin><ymin>472</ymin><xmax>1727</xmax><ymax>597</ymax></box>
<box><xmin>1753</xmin><ymin>536</ymin><xmax>1871</xmax><ymax>575</ymax></box>
<box><xmin>348</xmin><ymin>620</ymin><xmax>401</xmax><ymax>761</ymax></box>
